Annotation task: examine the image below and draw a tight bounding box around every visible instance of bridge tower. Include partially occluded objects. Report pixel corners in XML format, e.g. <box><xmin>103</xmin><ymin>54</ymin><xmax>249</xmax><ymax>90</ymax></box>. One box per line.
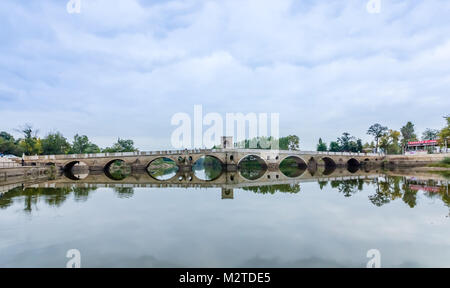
<box><xmin>221</xmin><ymin>188</ymin><xmax>234</xmax><ymax>199</ymax></box>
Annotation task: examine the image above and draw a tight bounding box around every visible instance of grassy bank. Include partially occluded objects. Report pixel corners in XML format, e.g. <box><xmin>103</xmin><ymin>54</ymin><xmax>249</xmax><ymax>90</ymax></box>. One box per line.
<box><xmin>428</xmin><ymin>157</ymin><xmax>450</xmax><ymax>168</ymax></box>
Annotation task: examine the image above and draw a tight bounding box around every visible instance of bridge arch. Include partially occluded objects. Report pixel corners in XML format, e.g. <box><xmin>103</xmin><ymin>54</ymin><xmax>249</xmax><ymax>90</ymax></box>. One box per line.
<box><xmin>192</xmin><ymin>155</ymin><xmax>224</xmax><ymax>181</ymax></box>
<box><xmin>146</xmin><ymin>157</ymin><xmax>179</xmax><ymax>181</ymax></box>
<box><xmin>195</xmin><ymin>155</ymin><xmax>225</xmax><ymax>167</ymax></box>
<box><xmin>320</xmin><ymin>157</ymin><xmax>337</xmax><ymax>175</ymax></box>
<box><xmin>279</xmin><ymin>156</ymin><xmax>307</xmax><ymax>178</ymax></box>
<box><xmin>347</xmin><ymin>158</ymin><xmax>360</xmax><ymax>173</ymax></box>
<box><xmin>104</xmin><ymin>159</ymin><xmax>130</xmax><ymax>181</ymax></box>
<box><xmin>238</xmin><ymin>155</ymin><xmax>267</xmax><ymax>181</ymax></box>
<box><xmin>321</xmin><ymin>157</ymin><xmax>336</xmax><ymax>168</ymax></box>
<box><xmin>63</xmin><ymin>161</ymin><xmax>89</xmax><ymax>180</ymax></box>
<box><xmin>237</xmin><ymin>154</ymin><xmax>267</xmax><ymax>168</ymax></box>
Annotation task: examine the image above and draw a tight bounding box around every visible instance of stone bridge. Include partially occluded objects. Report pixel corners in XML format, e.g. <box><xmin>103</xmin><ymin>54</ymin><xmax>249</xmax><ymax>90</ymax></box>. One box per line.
<box><xmin>22</xmin><ymin>148</ymin><xmax>383</xmax><ymax>173</ymax></box>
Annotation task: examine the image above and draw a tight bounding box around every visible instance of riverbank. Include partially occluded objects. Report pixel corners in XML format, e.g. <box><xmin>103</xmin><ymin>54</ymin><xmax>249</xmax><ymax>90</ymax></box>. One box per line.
<box><xmin>0</xmin><ymin>166</ymin><xmax>52</xmax><ymax>192</ymax></box>
<box><xmin>384</xmin><ymin>153</ymin><xmax>450</xmax><ymax>168</ymax></box>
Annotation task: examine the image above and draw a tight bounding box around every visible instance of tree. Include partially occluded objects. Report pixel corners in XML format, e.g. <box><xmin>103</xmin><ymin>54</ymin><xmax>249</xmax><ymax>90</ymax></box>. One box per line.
<box><xmin>71</xmin><ymin>134</ymin><xmax>101</xmax><ymax>154</ymax></box>
<box><xmin>337</xmin><ymin>132</ymin><xmax>352</xmax><ymax>152</ymax></box>
<box><xmin>367</xmin><ymin>124</ymin><xmax>388</xmax><ymax>153</ymax></box>
<box><xmin>438</xmin><ymin>116</ymin><xmax>450</xmax><ymax>148</ymax></box>
<box><xmin>388</xmin><ymin>130</ymin><xmax>401</xmax><ymax>154</ymax></box>
<box><xmin>329</xmin><ymin>141</ymin><xmax>340</xmax><ymax>152</ymax></box>
<box><xmin>279</xmin><ymin>135</ymin><xmax>299</xmax><ymax>150</ymax></box>
<box><xmin>0</xmin><ymin>132</ymin><xmax>18</xmax><ymax>155</ymax></box>
<box><xmin>335</xmin><ymin>132</ymin><xmax>362</xmax><ymax>152</ymax></box>
<box><xmin>103</xmin><ymin>138</ymin><xmax>138</xmax><ymax>153</ymax></box>
<box><xmin>41</xmin><ymin>132</ymin><xmax>71</xmax><ymax>155</ymax></box>
<box><xmin>317</xmin><ymin>138</ymin><xmax>327</xmax><ymax>152</ymax></box>
<box><xmin>400</xmin><ymin>121</ymin><xmax>417</xmax><ymax>149</ymax></box>
<box><xmin>379</xmin><ymin>129</ymin><xmax>401</xmax><ymax>154</ymax></box>
<box><xmin>422</xmin><ymin>128</ymin><xmax>439</xmax><ymax>141</ymax></box>
<box><xmin>16</xmin><ymin>124</ymin><xmax>40</xmax><ymax>155</ymax></box>
<box><xmin>356</xmin><ymin>139</ymin><xmax>363</xmax><ymax>153</ymax></box>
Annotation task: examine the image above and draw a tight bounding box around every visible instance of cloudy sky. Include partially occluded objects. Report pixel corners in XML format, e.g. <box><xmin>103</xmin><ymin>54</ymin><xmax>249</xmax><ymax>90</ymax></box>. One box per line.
<box><xmin>1</xmin><ymin>0</ymin><xmax>449</xmax><ymax>150</ymax></box>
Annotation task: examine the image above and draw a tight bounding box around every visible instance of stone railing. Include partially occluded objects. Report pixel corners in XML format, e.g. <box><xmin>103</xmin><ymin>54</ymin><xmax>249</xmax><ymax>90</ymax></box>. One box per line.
<box><xmin>22</xmin><ymin>148</ymin><xmax>384</xmax><ymax>161</ymax></box>
<box><xmin>23</xmin><ymin>149</ymin><xmax>215</xmax><ymax>161</ymax></box>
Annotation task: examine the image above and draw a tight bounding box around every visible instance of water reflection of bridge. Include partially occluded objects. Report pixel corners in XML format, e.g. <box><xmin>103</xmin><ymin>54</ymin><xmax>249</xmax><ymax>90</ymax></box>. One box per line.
<box><xmin>24</xmin><ymin>168</ymin><xmax>382</xmax><ymax>199</ymax></box>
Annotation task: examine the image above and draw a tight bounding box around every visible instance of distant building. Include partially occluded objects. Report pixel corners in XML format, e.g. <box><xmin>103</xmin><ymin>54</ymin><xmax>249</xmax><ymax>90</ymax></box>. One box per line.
<box><xmin>406</xmin><ymin>140</ymin><xmax>439</xmax><ymax>154</ymax></box>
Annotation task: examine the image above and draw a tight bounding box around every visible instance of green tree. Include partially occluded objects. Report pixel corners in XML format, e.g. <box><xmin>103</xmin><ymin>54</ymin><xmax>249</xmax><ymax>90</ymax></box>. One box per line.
<box><xmin>356</xmin><ymin>139</ymin><xmax>363</xmax><ymax>153</ymax></box>
<box><xmin>317</xmin><ymin>138</ymin><xmax>327</xmax><ymax>152</ymax></box>
<box><xmin>400</xmin><ymin>121</ymin><xmax>417</xmax><ymax>149</ymax></box>
<box><xmin>279</xmin><ymin>135</ymin><xmax>300</xmax><ymax>150</ymax></box>
<box><xmin>41</xmin><ymin>132</ymin><xmax>71</xmax><ymax>155</ymax></box>
<box><xmin>337</xmin><ymin>132</ymin><xmax>352</xmax><ymax>152</ymax></box>
<box><xmin>438</xmin><ymin>116</ymin><xmax>450</xmax><ymax>148</ymax></box>
<box><xmin>422</xmin><ymin>128</ymin><xmax>439</xmax><ymax>141</ymax></box>
<box><xmin>379</xmin><ymin>130</ymin><xmax>401</xmax><ymax>154</ymax></box>
<box><xmin>329</xmin><ymin>141</ymin><xmax>340</xmax><ymax>152</ymax></box>
<box><xmin>367</xmin><ymin>123</ymin><xmax>388</xmax><ymax>153</ymax></box>
<box><xmin>103</xmin><ymin>138</ymin><xmax>138</xmax><ymax>153</ymax></box>
<box><xmin>70</xmin><ymin>134</ymin><xmax>101</xmax><ymax>154</ymax></box>
<box><xmin>0</xmin><ymin>132</ymin><xmax>18</xmax><ymax>155</ymax></box>
<box><xmin>335</xmin><ymin>133</ymin><xmax>362</xmax><ymax>152</ymax></box>
<box><xmin>16</xmin><ymin>124</ymin><xmax>41</xmax><ymax>155</ymax></box>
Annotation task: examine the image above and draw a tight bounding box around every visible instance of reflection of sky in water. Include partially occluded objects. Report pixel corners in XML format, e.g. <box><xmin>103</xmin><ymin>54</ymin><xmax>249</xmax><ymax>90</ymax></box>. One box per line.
<box><xmin>150</xmin><ymin>169</ymin><xmax>177</xmax><ymax>181</ymax></box>
<box><xmin>0</xmin><ymin>181</ymin><xmax>449</xmax><ymax>268</ymax></box>
<box><xmin>192</xmin><ymin>165</ymin><xmax>222</xmax><ymax>181</ymax></box>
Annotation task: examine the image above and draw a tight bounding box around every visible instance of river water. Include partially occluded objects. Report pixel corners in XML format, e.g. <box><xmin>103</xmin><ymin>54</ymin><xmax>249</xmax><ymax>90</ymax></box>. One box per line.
<box><xmin>0</xmin><ymin>165</ymin><xmax>449</xmax><ymax>268</ymax></box>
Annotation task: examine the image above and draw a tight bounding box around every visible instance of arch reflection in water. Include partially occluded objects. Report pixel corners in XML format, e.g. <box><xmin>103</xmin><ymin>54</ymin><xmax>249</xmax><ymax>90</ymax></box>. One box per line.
<box><xmin>147</xmin><ymin>157</ymin><xmax>179</xmax><ymax>180</ymax></box>
<box><xmin>239</xmin><ymin>155</ymin><xmax>267</xmax><ymax>180</ymax></box>
<box><xmin>192</xmin><ymin>156</ymin><xmax>223</xmax><ymax>181</ymax></box>
<box><xmin>64</xmin><ymin>161</ymin><xmax>89</xmax><ymax>180</ymax></box>
<box><xmin>104</xmin><ymin>160</ymin><xmax>131</xmax><ymax>181</ymax></box>
<box><xmin>279</xmin><ymin>156</ymin><xmax>307</xmax><ymax>178</ymax></box>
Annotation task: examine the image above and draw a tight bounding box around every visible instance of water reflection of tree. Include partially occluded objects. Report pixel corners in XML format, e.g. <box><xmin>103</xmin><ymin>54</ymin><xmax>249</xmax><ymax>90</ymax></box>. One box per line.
<box><xmin>318</xmin><ymin>180</ymin><xmax>328</xmax><ymax>190</ymax></box>
<box><xmin>243</xmin><ymin>184</ymin><xmax>300</xmax><ymax>194</ymax></box>
<box><xmin>401</xmin><ymin>183</ymin><xmax>418</xmax><ymax>208</ymax></box>
<box><xmin>107</xmin><ymin>161</ymin><xmax>131</xmax><ymax>180</ymax></box>
<box><xmin>0</xmin><ymin>185</ymin><xmax>126</xmax><ymax>212</ymax></box>
<box><xmin>114</xmin><ymin>187</ymin><xmax>134</xmax><ymax>198</ymax></box>
<box><xmin>193</xmin><ymin>156</ymin><xmax>223</xmax><ymax>180</ymax></box>
<box><xmin>330</xmin><ymin>179</ymin><xmax>364</xmax><ymax>197</ymax></box>
<box><xmin>148</xmin><ymin>158</ymin><xmax>179</xmax><ymax>179</ymax></box>
<box><xmin>73</xmin><ymin>187</ymin><xmax>96</xmax><ymax>202</ymax></box>
<box><xmin>240</xmin><ymin>167</ymin><xmax>265</xmax><ymax>180</ymax></box>
<box><xmin>0</xmin><ymin>187</ymin><xmax>73</xmax><ymax>212</ymax></box>
<box><xmin>204</xmin><ymin>166</ymin><xmax>222</xmax><ymax>181</ymax></box>
<box><xmin>367</xmin><ymin>176</ymin><xmax>450</xmax><ymax>210</ymax></box>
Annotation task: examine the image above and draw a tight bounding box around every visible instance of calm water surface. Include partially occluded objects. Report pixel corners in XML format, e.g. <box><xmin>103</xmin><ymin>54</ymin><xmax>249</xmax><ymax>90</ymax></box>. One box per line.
<box><xmin>1</xmin><ymin>167</ymin><xmax>449</xmax><ymax>268</ymax></box>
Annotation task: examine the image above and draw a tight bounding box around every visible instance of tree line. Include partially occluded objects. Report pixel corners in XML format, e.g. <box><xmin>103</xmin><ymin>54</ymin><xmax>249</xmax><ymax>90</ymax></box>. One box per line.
<box><xmin>0</xmin><ymin>124</ymin><xmax>138</xmax><ymax>156</ymax></box>
<box><xmin>317</xmin><ymin>116</ymin><xmax>450</xmax><ymax>154</ymax></box>
<box><xmin>1</xmin><ymin>117</ymin><xmax>448</xmax><ymax>156</ymax></box>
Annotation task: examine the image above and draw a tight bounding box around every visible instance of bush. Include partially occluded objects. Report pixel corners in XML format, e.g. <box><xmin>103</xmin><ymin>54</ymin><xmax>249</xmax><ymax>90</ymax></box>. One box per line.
<box><xmin>442</xmin><ymin>157</ymin><xmax>450</xmax><ymax>165</ymax></box>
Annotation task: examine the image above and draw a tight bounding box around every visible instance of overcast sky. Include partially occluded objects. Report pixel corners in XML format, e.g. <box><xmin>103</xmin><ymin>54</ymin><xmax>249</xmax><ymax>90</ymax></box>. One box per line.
<box><xmin>1</xmin><ymin>0</ymin><xmax>449</xmax><ymax>150</ymax></box>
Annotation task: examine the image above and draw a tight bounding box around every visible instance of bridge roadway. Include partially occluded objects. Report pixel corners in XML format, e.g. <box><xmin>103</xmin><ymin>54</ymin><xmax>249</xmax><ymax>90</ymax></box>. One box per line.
<box><xmin>22</xmin><ymin>148</ymin><xmax>384</xmax><ymax>172</ymax></box>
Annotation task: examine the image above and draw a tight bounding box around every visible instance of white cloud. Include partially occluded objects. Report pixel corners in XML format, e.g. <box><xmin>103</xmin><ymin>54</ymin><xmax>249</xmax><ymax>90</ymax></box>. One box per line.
<box><xmin>0</xmin><ymin>0</ymin><xmax>449</xmax><ymax>150</ymax></box>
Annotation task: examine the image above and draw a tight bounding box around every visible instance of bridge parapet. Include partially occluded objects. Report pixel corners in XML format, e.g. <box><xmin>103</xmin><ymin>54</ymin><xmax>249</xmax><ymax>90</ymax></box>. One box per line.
<box><xmin>23</xmin><ymin>149</ymin><xmax>383</xmax><ymax>162</ymax></box>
